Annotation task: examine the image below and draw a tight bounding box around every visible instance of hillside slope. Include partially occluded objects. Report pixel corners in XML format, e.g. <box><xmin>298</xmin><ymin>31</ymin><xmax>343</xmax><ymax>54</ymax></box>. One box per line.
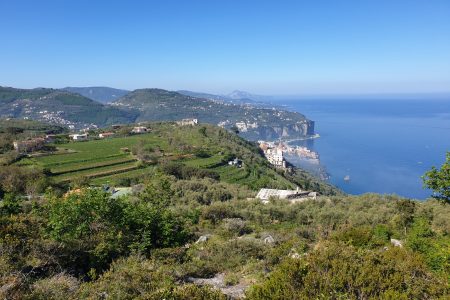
<box><xmin>0</xmin><ymin>86</ymin><xmax>137</xmax><ymax>129</ymax></box>
<box><xmin>113</xmin><ymin>88</ymin><xmax>314</xmax><ymax>140</ymax></box>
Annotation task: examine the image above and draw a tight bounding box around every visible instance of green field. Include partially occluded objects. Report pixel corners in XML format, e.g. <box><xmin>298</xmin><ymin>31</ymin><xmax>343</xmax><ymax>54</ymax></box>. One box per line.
<box><xmin>32</xmin><ymin>133</ymin><xmax>166</xmax><ymax>184</ymax></box>
<box><xmin>24</xmin><ymin>124</ymin><xmax>297</xmax><ymax>189</ymax></box>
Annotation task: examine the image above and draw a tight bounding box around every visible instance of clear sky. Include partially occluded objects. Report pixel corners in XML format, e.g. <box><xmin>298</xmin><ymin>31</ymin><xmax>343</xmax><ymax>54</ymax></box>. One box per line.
<box><xmin>1</xmin><ymin>0</ymin><xmax>449</xmax><ymax>95</ymax></box>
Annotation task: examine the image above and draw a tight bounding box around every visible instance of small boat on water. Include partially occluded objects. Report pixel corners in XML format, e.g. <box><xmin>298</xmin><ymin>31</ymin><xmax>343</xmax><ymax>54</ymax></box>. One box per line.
<box><xmin>344</xmin><ymin>175</ymin><xmax>350</xmax><ymax>182</ymax></box>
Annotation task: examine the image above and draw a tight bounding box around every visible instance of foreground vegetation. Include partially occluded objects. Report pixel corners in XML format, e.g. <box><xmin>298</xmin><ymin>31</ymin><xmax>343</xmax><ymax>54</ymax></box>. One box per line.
<box><xmin>1</xmin><ymin>180</ymin><xmax>449</xmax><ymax>299</ymax></box>
<box><xmin>0</xmin><ymin>120</ymin><xmax>449</xmax><ymax>299</ymax></box>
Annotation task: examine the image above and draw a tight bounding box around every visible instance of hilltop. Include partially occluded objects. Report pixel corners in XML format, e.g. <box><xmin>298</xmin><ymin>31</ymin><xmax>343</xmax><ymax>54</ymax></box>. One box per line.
<box><xmin>113</xmin><ymin>88</ymin><xmax>314</xmax><ymax>140</ymax></box>
<box><xmin>0</xmin><ymin>86</ymin><xmax>137</xmax><ymax>129</ymax></box>
<box><xmin>62</xmin><ymin>86</ymin><xmax>130</xmax><ymax>103</ymax></box>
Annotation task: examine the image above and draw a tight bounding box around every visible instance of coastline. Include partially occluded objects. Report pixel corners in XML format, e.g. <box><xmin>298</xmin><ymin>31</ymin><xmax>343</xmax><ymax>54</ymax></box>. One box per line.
<box><xmin>283</xmin><ymin>133</ymin><xmax>320</xmax><ymax>144</ymax></box>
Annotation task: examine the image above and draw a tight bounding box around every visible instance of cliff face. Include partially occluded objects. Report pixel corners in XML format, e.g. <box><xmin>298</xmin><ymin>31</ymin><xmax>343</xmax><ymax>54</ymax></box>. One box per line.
<box><xmin>239</xmin><ymin>120</ymin><xmax>314</xmax><ymax>141</ymax></box>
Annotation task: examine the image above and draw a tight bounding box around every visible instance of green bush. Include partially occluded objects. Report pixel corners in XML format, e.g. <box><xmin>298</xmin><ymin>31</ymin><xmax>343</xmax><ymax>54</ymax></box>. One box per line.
<box><xmin>247</xmin><ymin>242</ymin><xmax>448</xmax><ymax>299</ymax></box>
<box><xmin>77</xmin><ymin>256</ymin><xmax>174</xmax><ymax>299</ymax></box>
<box><xmin>26</xmin><ymin>273</ymin><xmax>79</xmax><ymax>300</ymax></box>
<box><xmin>46</xmin><ymin>188</ymin><xmax>189</xmax><ymax>273</ymax></box>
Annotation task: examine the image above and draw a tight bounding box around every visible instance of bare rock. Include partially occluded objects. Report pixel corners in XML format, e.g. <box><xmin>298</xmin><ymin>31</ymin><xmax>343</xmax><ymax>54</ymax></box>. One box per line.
<box><xmin>187</xmin><ymin>273</ymin><xmax>249</xmax><ymax>299</ymax></box>
<box><xmin>195</xmin><ymin>234</ymin><xmax>212</xmax><ymax>244</ymax></box>
<box><xmin>390</xmin><ymin>238</ymin><xmax>403</xmax><ymax>247</ymax></box>
<box><xmin>262</xmin><ymin>234</ymin><xmax>275</xmax><ymax>244</ymax></box>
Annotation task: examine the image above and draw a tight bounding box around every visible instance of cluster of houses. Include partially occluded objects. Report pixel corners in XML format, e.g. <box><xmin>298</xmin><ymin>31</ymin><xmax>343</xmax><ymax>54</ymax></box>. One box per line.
<box><xmin>235</xmin><ymin>121</ymin><xmax>258</xmax><ymax>132</ymax></box>
<box><xmin>259</xmin><ymin>141</ymin><xmax>287</xmax><ymax>169</ymax></box>
<box><xmin>66</xmin><ymin>118</ymin><xmax>199</xmax><ymax>143</ymax></box>
<box><xmin>68</xmin><ymin>125</ymin><xmax>149</xmax><ymax>141</ymax></box>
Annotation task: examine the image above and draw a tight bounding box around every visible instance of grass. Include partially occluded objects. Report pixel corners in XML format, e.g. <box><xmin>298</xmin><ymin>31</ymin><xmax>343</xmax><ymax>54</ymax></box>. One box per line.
<box><xmin>90</xmin><ymin>166</ymin><xmax>156</xmax><ymax>185</ymax></box>
<box><xmin>24</xmin><ymin>124</ymin><xmax>296</xmax><ymax>190</ymax></box>
<box><xmin>31</xmin><ymin>134</ymin><xmax>165</xmax><ymax>184</ymax></box>
<box><xmin>182</xmin><ymin>155</ymin><xmax>226</xmax><ymax>168</ymax></box>
<box><xmin>51</xmin><ymin>157</ymin><xmax>136</xmax><ymax>174</ymax></box>
<box><xmin>53</xmin><ymin>161</ymin><xmax>139</xmax><ymax>182</ymax></box>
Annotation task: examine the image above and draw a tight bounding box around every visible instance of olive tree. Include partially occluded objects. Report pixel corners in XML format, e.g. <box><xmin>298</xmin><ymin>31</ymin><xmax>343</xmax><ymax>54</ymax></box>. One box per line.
<box><xmin>422</xmin><ymin>152</ymin><xmax>450</xmax><ymax>204</ymax></box>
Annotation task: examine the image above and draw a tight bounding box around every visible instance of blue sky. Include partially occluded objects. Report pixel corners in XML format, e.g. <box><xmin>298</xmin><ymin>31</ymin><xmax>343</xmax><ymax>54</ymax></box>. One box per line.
<box><xmin>1</xmin><ymin>0</ymin><xmax>449</xmax><ymax>95</ymax></box>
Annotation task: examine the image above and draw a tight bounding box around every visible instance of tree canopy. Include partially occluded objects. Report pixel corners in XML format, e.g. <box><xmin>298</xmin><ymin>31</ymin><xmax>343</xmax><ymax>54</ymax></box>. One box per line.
<box><xmin>423</xmin><ymin>151</ymin><xmax>450</xmax><ymax>203</ymax></box>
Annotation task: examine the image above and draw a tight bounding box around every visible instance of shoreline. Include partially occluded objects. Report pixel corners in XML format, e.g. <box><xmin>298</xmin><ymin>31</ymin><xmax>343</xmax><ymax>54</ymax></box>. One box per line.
<box><xmin>283</xmin><ymin>133</ymin><xmax>320</xmax><ymax>144</ymax></box>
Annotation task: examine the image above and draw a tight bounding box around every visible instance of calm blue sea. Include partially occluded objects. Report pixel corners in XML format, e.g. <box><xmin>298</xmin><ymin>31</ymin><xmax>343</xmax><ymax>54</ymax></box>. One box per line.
<box><xmin>282</xmin><ymin>98</ymin><xmax>450</xmax><ymax>199</ymax></box>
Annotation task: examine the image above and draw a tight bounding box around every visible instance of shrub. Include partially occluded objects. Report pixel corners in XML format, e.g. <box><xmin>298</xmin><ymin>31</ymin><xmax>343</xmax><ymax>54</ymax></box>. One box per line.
<box><xmin>247</xmin><ymin>242</ymin><xmax>448</xmax><ymax>299</ymax></box>
<box><xmin>222</xmin><ymin>218</ymin><xmax>252</xmax><ymax>236</ymax></box>
<box><xmin>46</xmin><ymin>188</ymin><xmax>189</xmax><ymax>274</ymax></box>
<box><xmin>171</xmin><ymin>284</ymin><xmax>226</xmax><ymax>300</ymax></box>
<box><xmin>27</xmin><ymin>273</ymin><xmax>79</xmax><ymax>300</ymax></box>
<box><xmin>202</xmin><ymin>202</ymin><xmax>240</xmax><ymax>225</ymax></box>
<box><xmin>77</xmin><ymin>256</ymin><xmax>174</xmax><ymax>299</ymax></box>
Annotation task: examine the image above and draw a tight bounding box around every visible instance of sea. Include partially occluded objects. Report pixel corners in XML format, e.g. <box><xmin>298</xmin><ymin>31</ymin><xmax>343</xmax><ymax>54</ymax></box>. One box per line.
<box><xmin>280</xmin><ymin>98</ymin><xmax>450</xmax><ymax>199</ymax></box>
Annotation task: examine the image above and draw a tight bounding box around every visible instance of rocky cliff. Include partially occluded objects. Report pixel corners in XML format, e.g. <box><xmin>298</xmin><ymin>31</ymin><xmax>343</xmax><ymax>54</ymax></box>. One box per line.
<box><xmin>113</xmin><ymin>89</ymin><xmax>315</xmax><ymax>141</ymax></box>
<box><xmin>238</xmin><ymin>120</ymin><xmax>314</xmax><ymax>141</ymax></box>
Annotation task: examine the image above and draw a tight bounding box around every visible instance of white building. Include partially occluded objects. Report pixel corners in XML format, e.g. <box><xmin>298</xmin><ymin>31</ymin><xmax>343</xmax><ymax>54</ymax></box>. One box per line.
<box><xmin>69</xmin><ymin>133</ymin><xmax>88</xmax><ymax>141</ymax></box>
<box><xmin>235</xmin><ymin>122</ymin><xmax>248</xmax><ymax>132</ymax></box>
<box><xmin>99</xmin><ymin>132</ymin><xmax>115</xmax><ymax>138</ymax></box>
<box><xmin>218</xmin><ymin>120</ymin><xmax>231</xmax><ymax>128</ymax></box>
<box><xmin>235</xmin><ymin>121</ymin><xmax>259</xmax><ymax>132</ymax></box>
<box><xmin>131</xmin><ymin>126</ymin><xmax>148</xmax><ymax>134</ymax></box>
<box><xmin>228</xmin><ymin>158</ymin><xmax>243</xmax><ymax>167</ymax></box>
<box><xmin>265</xmin><ymin>148</ymin><xmax>286</xmax><ymax>168</ymax></box>
<box><xmin>177</xmin><ymin>118</ymin><xmax>198</xmax><ymax>126</ymax></box>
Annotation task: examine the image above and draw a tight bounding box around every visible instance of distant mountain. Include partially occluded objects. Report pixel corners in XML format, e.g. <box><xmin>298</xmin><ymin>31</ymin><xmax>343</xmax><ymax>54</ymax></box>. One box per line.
<box><xmin>178</xmin><ymin>90</ymin><xmax>273</xmax><ymax>106</ymax></box>
<box><xmin>177</xmin><ymin>90</ymin><xmax>229</xmax><ymax>102</ymax></box>
<box><xmin>113</xmin><ymin>88</ymin><xmax>314</xmax><ymax>140</ymax></box>
<box><xmin>62</xmin><ymin>86</ymin><xmax>130</xmax><ymax>103</ymax></box>
<box><xmin>226</xmin><ymin>90</ymin><xmax>272</xmax><ymax>102</ymax></box>
<box><xmin>0</xmin><ymin>86</ymin><xmax>137</xmax><ymax>129</ymax></box>
<box><xmin>0</xmin><ymin>86</ymin><xmax>314</xmax><ymax>139</ymax></box>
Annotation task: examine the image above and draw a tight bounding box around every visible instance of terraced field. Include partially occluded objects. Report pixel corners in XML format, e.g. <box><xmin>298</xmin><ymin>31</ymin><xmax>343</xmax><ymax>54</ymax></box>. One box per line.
<box><xmin>27</xmin><ymin>123</ymin><xmax>295</xmax><ymax>189</ymax></box>
<box><xmin>33</xmin><ymin>134</ymin><xmax>165</xmax><ymax>184</ymax></box>
<box><xmin>182</xmin><ymin>154</ymin><xmax>226</xmax><ymax>168</ymax></box>
<box><xmin>51</xmin><ymin>156</ymin><xmax>136</xmax><ymax>175</ymax></box>
<box><xmin>90</xmin><ymin>166</ymin><xmax>156</xmax><ymax>185</ymax></box>
<box><xmin>53</xmin><ymin>161</ymin><xmax>140</xmax><ymax>182</ymax></box>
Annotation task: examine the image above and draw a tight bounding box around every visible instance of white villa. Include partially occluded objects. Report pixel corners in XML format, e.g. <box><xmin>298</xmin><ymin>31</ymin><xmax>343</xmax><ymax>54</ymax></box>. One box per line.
<box><xmin>69</xmin><ymin>133</ymin><xmax>88</xmax><ymax>141</ymax></box>
<box><xmin>177</xmin><ymin>118</ymin><xmax>198</xmax><ymax>126</ymax></box>
<box><xmin>99</xmin><ymin>132</ymin><xmax>115</xmax><ymax>138</ymax></box>
<box><xmin>131</xmin><ymin>126</ymin><xmax>148</xmax><ymax>134</ymax></box>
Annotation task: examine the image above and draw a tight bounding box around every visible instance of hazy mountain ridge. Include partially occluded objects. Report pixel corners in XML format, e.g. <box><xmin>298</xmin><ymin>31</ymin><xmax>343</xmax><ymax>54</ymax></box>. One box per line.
<box><xmin>0</xmin><ymin>86</ymin><xmax>314</xmax><ymax>140</ymax></box>
<box><xmin>113</xmin><ymin>88</ymin><xmax>314</xmax><ymax>140</ymax></box>
<box><xmin>0</xmin><ymin>86</ymin><xmax>137</xmax><ymax>129</ymax></box>
<box><xmin>62</xmin><ymin>86</ymin><xmax>130</xmax><ymax>103</ymax></box>
<box><xmin>177</xmin><ymin>89</ymin><xmax>273</xmax><ymax>106</ymax></box>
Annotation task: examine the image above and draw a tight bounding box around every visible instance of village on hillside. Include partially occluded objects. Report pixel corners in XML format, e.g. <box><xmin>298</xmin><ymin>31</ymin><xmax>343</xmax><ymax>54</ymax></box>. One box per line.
<box><xmin>10</xmin><ymin>118</ymin><xmax>319</xmax><ymax>203</ymax></box>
